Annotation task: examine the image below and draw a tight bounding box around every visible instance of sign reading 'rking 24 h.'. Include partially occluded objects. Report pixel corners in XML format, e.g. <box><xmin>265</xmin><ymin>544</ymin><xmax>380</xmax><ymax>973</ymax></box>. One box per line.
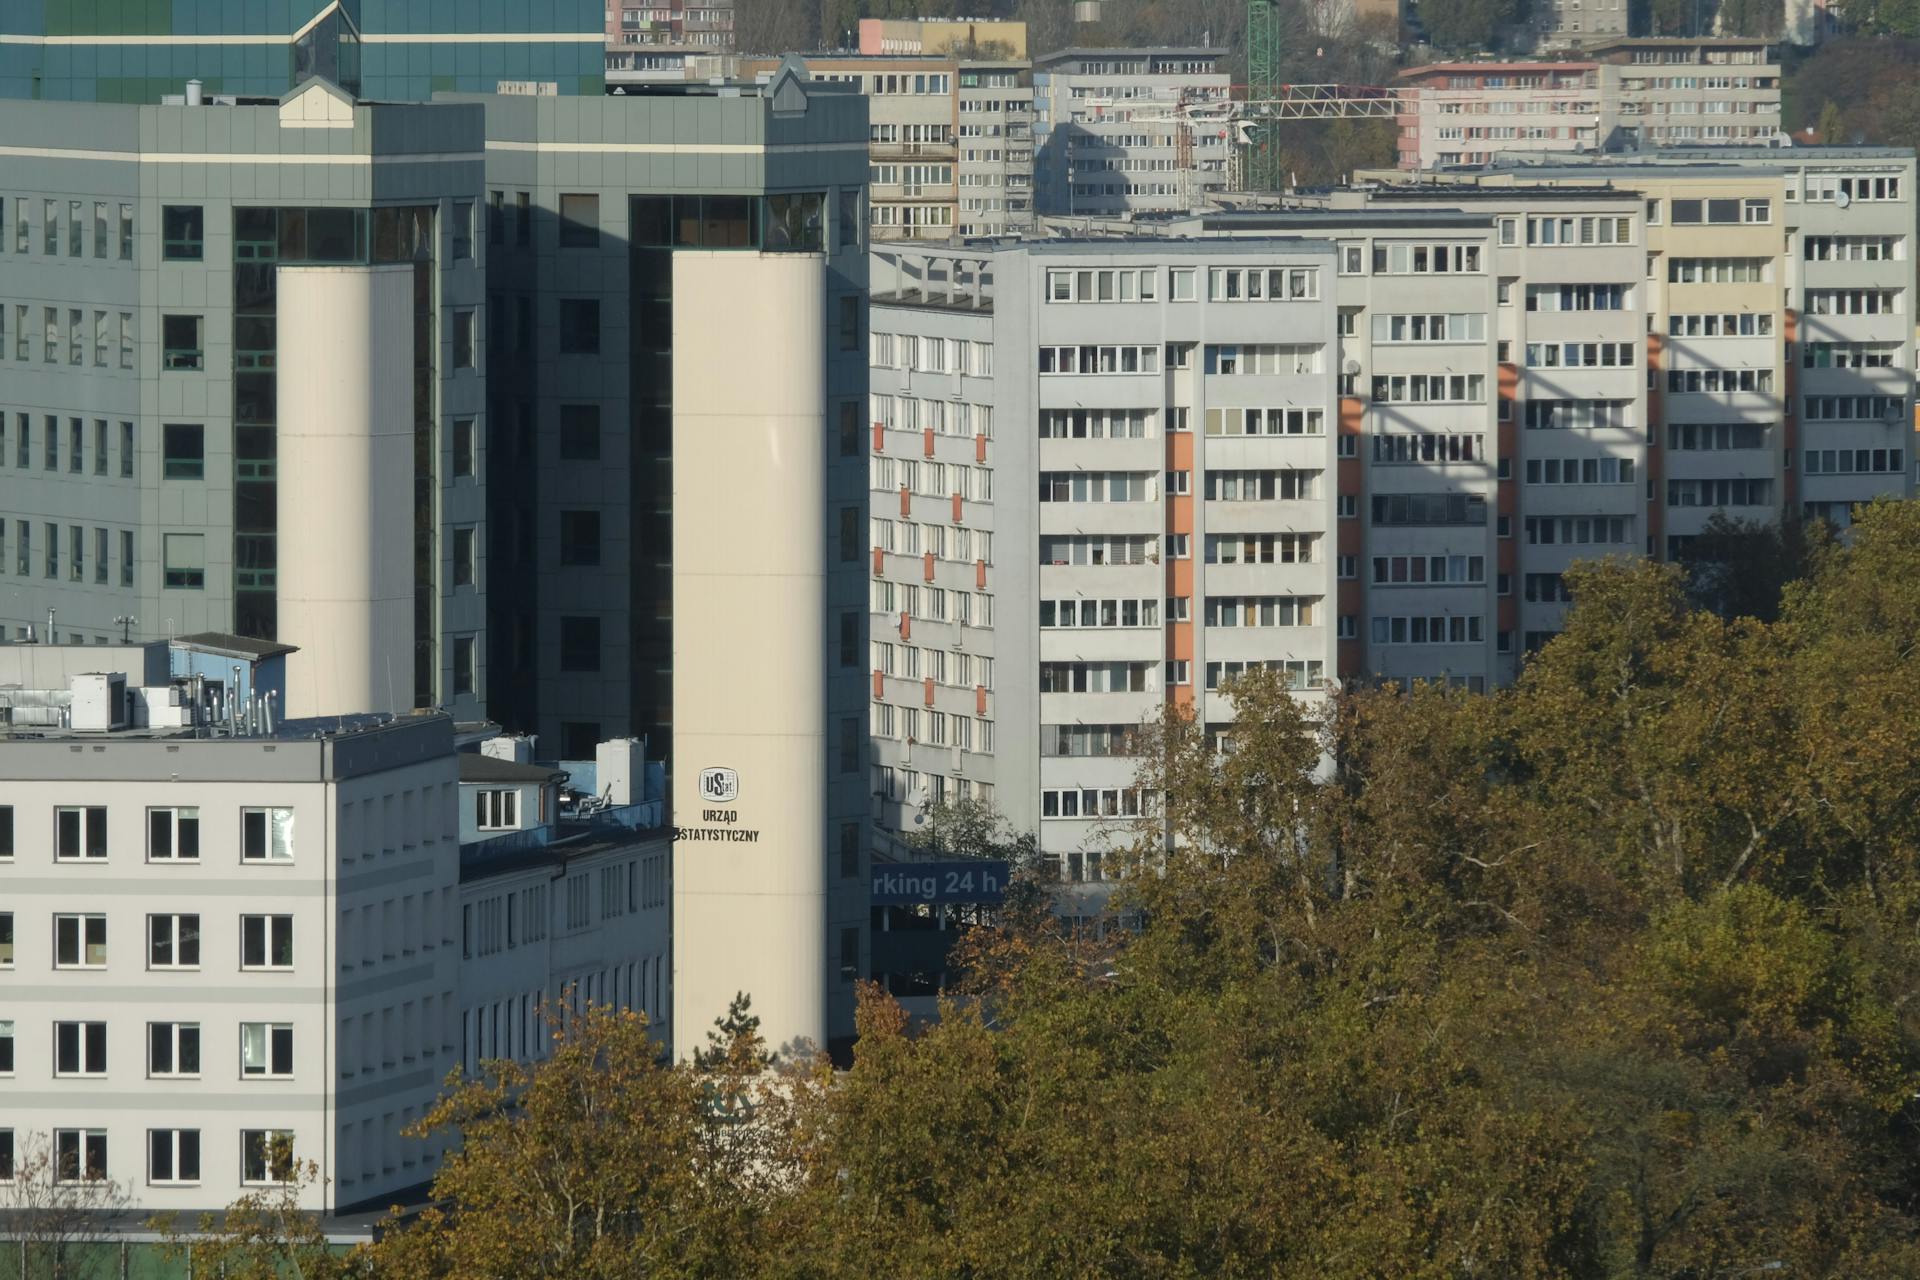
<box><xmin>871</xmin><ymin>860</ymin><xmax>1010</xmax><ymax>906</ymax></box>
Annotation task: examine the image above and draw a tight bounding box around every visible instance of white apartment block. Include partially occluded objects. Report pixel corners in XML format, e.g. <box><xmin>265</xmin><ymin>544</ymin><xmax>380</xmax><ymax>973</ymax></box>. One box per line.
<box><xmin>1395</xmin><ymin>41</ymin><xmax>1781</xmax><ymax>170</ymax></box>
<box><xmin>1364</xmin><ymin>146</ymin><xmax>1917</xmax><ymax>548</ymax></box>
<box><xmin>1032</xmin><ymin>49</ymin><xmax>1232</xmax><ymax>218</ymax></box>
<box><xmin>868</xmin><ymin>239</ymin><xmax>1339</xmax><ymax>878</ymax></box>
<box><xmin>0</xmin><ymin>678</ymin><xmax>461</xmax><ymax>1216</ymax></box>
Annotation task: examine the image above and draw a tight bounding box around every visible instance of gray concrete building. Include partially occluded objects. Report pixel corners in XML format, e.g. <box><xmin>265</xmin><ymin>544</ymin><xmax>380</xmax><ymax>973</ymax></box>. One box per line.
<box><xmin>0</xmin><ymin>78</ymin><xmax>488</xmax><ymax>722</ymax></box>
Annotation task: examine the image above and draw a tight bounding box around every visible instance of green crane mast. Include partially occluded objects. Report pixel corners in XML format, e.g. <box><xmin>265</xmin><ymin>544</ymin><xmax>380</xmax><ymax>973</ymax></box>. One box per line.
<box><xmin>1245</xmin><ymin>0</ymin><xmax>1283</xmax><ymax>192</ymax></box>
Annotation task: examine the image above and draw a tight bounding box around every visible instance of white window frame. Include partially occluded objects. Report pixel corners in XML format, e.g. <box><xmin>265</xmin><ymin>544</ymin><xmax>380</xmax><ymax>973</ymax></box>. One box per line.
<box><xmin>475</xmin><ymin>789</ymin><xmax>520</xmax><ymax>831</ymax></box>
<box><xmin>53</xmin><ymin>913</ymin><xmax>107</xmax><ymax>969</ymax></box>
<box><xmin>240</xmin><ymin>807</ymin><xmax>295</xmax><ymax>863</ymax></box>
<box><xmin>148</xmin><ymin>913</ymin><xmax>200</xmax><ymax>970</ymax></box>
<box><xmin>239</xmin><ymin>1022</ymin><xmax>295</xmax><ymax>1080</ymax></box>
<box><xmin>148</xmin><ymin>1128</ymin><xmax>202</xmax><ymax>1186</ymax></box>
<box><xmin>239</xmin><ymin>914</ymin><xmax>294</xmax><ymax>971</ymax></box>
<box><xmin>148</xmin><ymin>1022</ymin><xmax>201</xmax><ymax>1079</ymax></box>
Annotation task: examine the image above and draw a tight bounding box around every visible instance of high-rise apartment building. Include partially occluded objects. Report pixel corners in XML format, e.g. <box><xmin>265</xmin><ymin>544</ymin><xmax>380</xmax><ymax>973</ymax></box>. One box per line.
<box><xmin>738</xmin><ymin>54</ymin><xmax>1037</xmax><ymax>241</ymax></box>
<box><xmin>1363</xmin><ymin>147</ymin><xmax>1917</xmax><ymax>545</ymax></box>
<box><xmin>606</xmin><ymin>0</ymin><xmax>735</xmax><ymax>67</ymax></box>
<box><xmin>1395</xmin><ymin>40</ymin><xmax>1782</xmax><ymax>168</ymax></box>
<box><xmin>456</xmin><ymin>68</ymin><xmax>873</xmax><ymax>1056</ymax></box>
<box><xmin>0</xmin><ymin>0</ymin><xmax>605</xmax><ymax>103</ymax></box>
<box><xmin>867</xmin><ymin>239</ymin><xmax>1341</xmax><ymax>872</ymax></box>
<box><xmin>1586</xmin><ymin>39</ymin><xmax>1782</xmax><ymax>150</ymax></box>
<box><xmin>1032</xmin><ymin>49</ymin><xmax>1232</xmax><ymax>218</ymax></box>
<box><xmin>0</xmin><ymin>80</ymin><xmax>488</xmax><ymax>722</ymax></box>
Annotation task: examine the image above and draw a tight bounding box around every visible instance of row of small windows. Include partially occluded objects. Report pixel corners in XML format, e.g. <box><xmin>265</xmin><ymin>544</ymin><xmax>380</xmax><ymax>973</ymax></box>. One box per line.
<box><xmin>0</xmin><ymin>909</ymin><xmax>292</xmax><ymax>971</ymax></box>
<box><xmin>2</xmin><ymin>197</ymin><xmax>135</xmax><ymax>260</ymax></box>
<box><xmin>0</xmin><ymin>304</ymin><xmax>136</xmax><ymax>368</ymax></box>
<box><xmin>0</xmin><ymin>521</ymin><xmax>138</xmax><ymax>588</ymax></box>
<box><xmin>0</xmin><ymin>805</ymin><xmax>292</xmax><ymax>862</ymax></box>
<box><xmin>0</xmin><ymin>1128</ymin><xmax>296</xmax><ymax>1190</ymax></box>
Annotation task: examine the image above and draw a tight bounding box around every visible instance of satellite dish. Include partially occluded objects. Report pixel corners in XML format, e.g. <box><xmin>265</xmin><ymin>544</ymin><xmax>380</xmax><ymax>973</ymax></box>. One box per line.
<box><xmin>1343</xmin><ymin>358</ymin><xmax>1362</xmax><ymax>375</ymax></box>
<box><xmin>1835</xmin><ymin>188</ymin><xmax>1852</xmax><ymax>209</ymax></box>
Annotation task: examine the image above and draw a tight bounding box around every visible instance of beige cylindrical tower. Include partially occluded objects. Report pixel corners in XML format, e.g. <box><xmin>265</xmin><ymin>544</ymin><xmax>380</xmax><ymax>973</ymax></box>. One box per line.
<box><xmin>670</xmin><ymin>251</ymin><xmax>829</xmax><ymax>1058</ymax></box>
<box><xmin>275</xmin><ymin>265</ymin><xmax>417</xmax><ymax>720</ymax></box>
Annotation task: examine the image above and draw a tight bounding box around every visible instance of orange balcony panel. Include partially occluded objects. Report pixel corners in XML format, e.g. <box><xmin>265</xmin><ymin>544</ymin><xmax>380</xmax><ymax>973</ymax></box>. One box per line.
<box><xmin>872</xmin><ymin>670</ymin><xmax>885</xmax><ymax>699</ymax></box>
<box><xmin>975</xmin><ymin>434</ymin><xmax>988</xmax><ymax>463</ymax></box>
<box><xmin>1171</xmin><ymin>683</ymin><xmax>1194</xmax><ymax>708</ymax></box>
<box><xmin>1497</xmin><ymin>537</ymin><xmax>1516</xmax><ymax>574</ymax></box>
<box><xmin>899</xmin><ymin>612</ymin><xmax>911</xmax><ymax>640</ymax></box>
<box><xmin>924</xmin><ymin>677</ymin><xmax>935</xmax><ymax>706</ymax></box>
<box><xmin>1337</xmin><ymin>580</ymin><xmax>1362</xmax><ymax>614</ymax></box>
<box><xmin>1497</xmin><ymin>477</ymin><xmax>1516</xmax><ymax>516</ymax></box>
<box><xmin>952</xmin><ymin>492</ymin><xmax>964</xmax><ymax>523</ymax></box>
<box><xmin>872</xmin><ymin>422</ymin><xmax>885</xmax><ymax>452</ymax></box>
<box><xmin>1166</xmin><ymin>430</ymin><xmax>1194</xmax><ymax>470</ymax></box>
<box><xmin>975</xmin><ymin>685</ymin><xmax>987</xmax><ymax>715</ymax></box>
<box><xmin>975</xmin><ymin>559</ymin><xmax>987</xmax><ymax>590</ymax></box>
<box><xmin>872</xmin><ymin>546</ymin><xmax>885</xmax><ymax>576</ymax></box>
<box><xmin>1498</xmin><ymin>598</ymin><xmax>1516</xmax><ymax>631</ymax></box>
<box><xmin>923</xmin><ymin>551</ymin><xmax>935</xmax><ymax>582</ymax></box>
<box><xmin>1167</xmin><ymin>620</ymin><xmax>1193</xmax><ymax>661</ymax></box>
<box><xmin>1337</xmin><ymin>519</ymin><xmax>1362</xmax><ymax>555</ymax></box>
<box><xmin>923</xmin><ymin>428</ymin><xmax>935</xmax><ymax>458</ymax></box>
<box><xmin>1167</xmin><ymin>493</ymin><xmax>1193</xmax><ymax>534</ymax></box>
<box><xmin>899</xmin><ymin>487</ymin><xmax>911</xmax><ymax>517</ymax></box>
<box><xmin>1168</xmin><ymin>557</ymin><xmax>1193</xmax><ymax>599</ymax></box>
<box><xmin>1337</xmin><ymin>457</ymin><xmax>1362</xmax><ymax>494</ymax></box>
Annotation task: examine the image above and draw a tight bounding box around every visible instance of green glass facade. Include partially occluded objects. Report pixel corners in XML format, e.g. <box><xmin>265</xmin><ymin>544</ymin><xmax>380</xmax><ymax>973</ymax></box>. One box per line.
<box><xmin>0</xmin><ymin>0</ymin><xmax>602</xmax><ymax>102</ymax></box>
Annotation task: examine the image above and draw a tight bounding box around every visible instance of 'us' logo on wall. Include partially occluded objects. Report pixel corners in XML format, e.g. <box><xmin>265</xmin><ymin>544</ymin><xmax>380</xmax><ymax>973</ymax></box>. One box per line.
<box><xmin>698</xmin><ymin>767</ymin><xmax>739</xmax><ymax>804</ymax></box>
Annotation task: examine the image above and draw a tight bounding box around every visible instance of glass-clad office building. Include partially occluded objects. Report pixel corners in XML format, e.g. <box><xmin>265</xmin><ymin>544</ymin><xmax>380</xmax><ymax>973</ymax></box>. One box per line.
<box><xmin>0</xmin><ymin>0</ymin><xmax>603</xmax><ymax>103</ymax></box>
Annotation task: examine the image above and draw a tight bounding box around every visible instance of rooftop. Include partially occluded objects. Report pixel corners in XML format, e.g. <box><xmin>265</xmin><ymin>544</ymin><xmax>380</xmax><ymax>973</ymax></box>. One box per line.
<box><xmin>1036</xmin><ymin>47</ymin><xmax>1228</xmax><ymax>67</ymax></box>
<box><xmin>1399</xmin><ymin>62</ymin><xmax>1596</xmax><ymax>79</ymax></box>
<box><xmin>458</xmin><ymin>753</ymin><xmax>570</xmax><ymax>785</ymax></box>
<box><xmin>172</xmin><ymin>632</ymin><xmax>299</xmax><ymax>661</ymax></box>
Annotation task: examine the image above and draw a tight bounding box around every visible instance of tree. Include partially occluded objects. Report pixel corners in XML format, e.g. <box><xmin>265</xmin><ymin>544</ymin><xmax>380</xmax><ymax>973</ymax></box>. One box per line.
<box><xmin>0</xmin><ymin>1134</ymin><xmax>133</xmax><ymax>1280</ymax></box>
<box><xmin>1677</xmin><ymin>512</ymin><xmax>1829</xmax><ymax>623</ymax></box>
<box><xmin>1816</xmin><ymin>98</ymin><xmax>1848</xmax><ymax>142</ymax></box>
<box><xmin>1717</xmin><ymin>0</ymin><xmax>1783</xmax><ymax>34</ymax></box>
<box><xmin>734</xmin><ymin>0</ymin><xmax>822</xmax><ymax>55</ymax></box>
<box><xmin>369</xmin><ymin>1001</ymin><xmax>771</xmax><ymax>1280</ymax></box>
<box><xmin>153</xmin><ymin>1143</ymin><xmax>360</xmax><ymax>1280</ymax></box>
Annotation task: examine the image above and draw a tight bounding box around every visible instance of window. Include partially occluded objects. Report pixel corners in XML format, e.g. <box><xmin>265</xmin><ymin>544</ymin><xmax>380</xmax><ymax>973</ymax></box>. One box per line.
<box><xmin>54</xmin><ymin>914</ymin><xmax>107</xmax><ymax>968</ymax></box>
<box><xmin>476</xmin><ymin>790</ymin><xmax>519</xmax><ymax>831</ymax></box>
<box><xmin>454</xmin><ymin>636</ymin><xmax>476</xmax><ymax>697</ymax></box>
<box><xmin>839</xmin><ymin>927</ymin><xmax>859</xmax><ymax>983</ymax></box>
<box><xmin>453</xmin><ymin>309</ymin><xmax>476</xmax><ymax>369</ymax></box>
<box><xmin>838</xmin><ymin>296</ymin><xmax>861</xmax><ymax>351</ymax></box>
<box><xmin>241</xmin><ymin>807</ymin><xmax>295</xmax><ymax>862</ymax></box>
<box><xmin>161</xmin><ymin>206</ymin><xmax>203</xmax><ymax>260</ymax></box>
<box><xmin>240</xmin><ymin>1023</ymin><xmax>295</xmax><ymax>1078</ymax></box>
<box><xmin>559</xmin><ymin>511</ymin><xmax>600</xmax><ymax>566</ymax></box>
<box><xmin>452</xmin><ymin>200</ymin><xmax>473</xmax><ymax>260</ymax></box>
<box><xmin>149</xmin><ymin>914</ymin><xmax>201</xmax><ymax>968</ymax></box>
<box><xmin>55</xmin><ymin>1022</ymin><xmax>108</xmax><ymax>1075</ymax></box>
<box><xmin>161</xmin><ymin>533</ymin><xmax>205</xmax><ymax>589</ymax></box>
<box><xmin>0</xmin><ymin>1018</ymin><xmax>10</xmax><ymax>1072</ymax></box>
<box><xmin>241</xmin><ymin>914</ymin><xmax>294</xmax><ymax>970</ymax></box>
<box><xmin>242</xmin><ymin>1131</ymin><xmax>295</xmax><ymax>1185</ymax></box>
<box><xmin>161</xmin><ymin>315</ymin><xmax>202</xmax><ymax>370</ymax></box>
<box><xmin>559</xmin><ymin>193</ymin><xmax>599</xmax><ymax>248</ymax></box>
<box><xmin>119</xmin><ymin>202</ymin><xmax>133</xmax><ymax>259</ymax></box>
<box><xmin>55</xmin><ymin>1131</ymin><xmax>107</xmax><ymax>1184</ymax></box>
<box><xmin>149</xmin><ymin>1023</ymin><xmax>201</xmax><ymax>1078</ymax></box>
<box><xmin>150</xmin><ymin>1129</ymin><xmax>201</xmax><ymax>1184</ymax></box>
<box><xmin>121</xmin><ymin>530</ymin><xmax>135</xmax><ymax>587</ymax></box>
<box><xmin>453</xmin><ymin>526</ymin><xmax>477</xmax><ymax>587</ymax></box>
<box><xmin>515</xmin><ymin>191</ymin><xmax>532</xmax><ymax>246</ymax></box>
<box><xmin>162</xmin><ymin>424</ymin><xmax>204</xmax><ymax>479</ymax></box>
<box><xmin>560</xmin><ymin>616</ymin><xmax>601</xmax><ymax>672</ymax></box>
<box><xmin>559</xmin><ymin>404</ymin><xmax>600</xmax><ymax>460</ymax></box>
<box><xmin>453</xmin><ymin>418</ymin><xmax>476</xmax><ymax>478</ymax></box>
<box><xmin>0</xmin><ymin>911</ymin><xmax>11</xmax><ymax>967</ymax></box>
<box><xmin>558</xmin><ymin>299</ymin><xmax>600</xmax><ymax>354</ymax></box>
<box><xmin>55</xmin><ymin>806</ymin><xmax>108</xmax><ymax>860</ymax></box>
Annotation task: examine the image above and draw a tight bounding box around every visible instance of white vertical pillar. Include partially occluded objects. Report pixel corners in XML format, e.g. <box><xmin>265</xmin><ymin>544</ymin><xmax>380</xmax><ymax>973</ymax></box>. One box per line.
<box><xmin>670</xmin><ymin>250</ymin><xmax>829</xmax><ymax>1058</ymax></box>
